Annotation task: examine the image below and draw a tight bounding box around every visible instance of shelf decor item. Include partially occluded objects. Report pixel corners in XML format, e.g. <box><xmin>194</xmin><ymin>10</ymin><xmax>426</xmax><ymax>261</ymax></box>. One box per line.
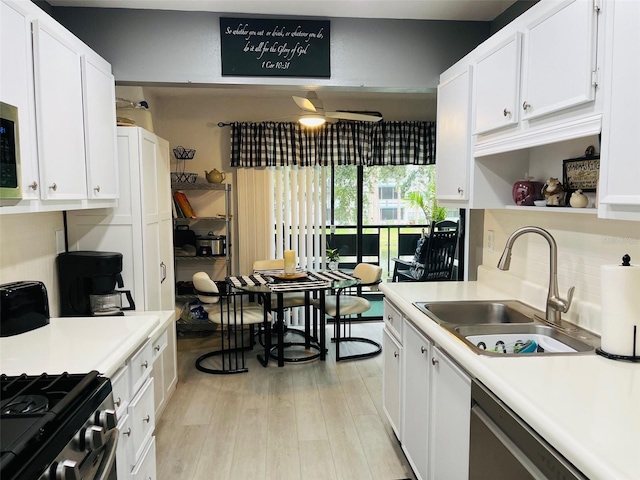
<box><xmin>173</xmin><ymin>191</ymin><xmax>196</xmax><ymax>218</ymax></box>
<box><xmin>172</xmin><ymin>146</ymin><xmax>198</xmax><ymax>183</ymax></box>
<box><xmin>562</xmin><ymin>145</ymin><xmax>600</xmax><ymax>204</ymax></box>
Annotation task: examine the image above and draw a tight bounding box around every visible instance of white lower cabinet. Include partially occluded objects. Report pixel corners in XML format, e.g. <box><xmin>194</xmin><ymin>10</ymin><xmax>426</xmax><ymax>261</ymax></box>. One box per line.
<box><xmin>429</xmin><ymin>347</ymin><xmax>471</xmax><ymax>480</ymax></box>
<box><xmin>402</xmin><ymin>320</ymin><xmax>432</xmax><ymax>480</ymax></box>
<box><xmin>393</xmin><ymin>316</ymin><xmax>471</xmax><ymax>480</ymax></box>
<box><xmin>382</xmin><ymin>327</ymin><xmax>402</xmax><ymax>438</ymax></box>
<box><xmin>150</xmin><ymin>323</ymin><xmax>177</xmax><ymax>419</ymax></box>
<box><xmin>111</xmin><ymin>339</ymin><xmax>158</xmax><ymax>479</ymax></box>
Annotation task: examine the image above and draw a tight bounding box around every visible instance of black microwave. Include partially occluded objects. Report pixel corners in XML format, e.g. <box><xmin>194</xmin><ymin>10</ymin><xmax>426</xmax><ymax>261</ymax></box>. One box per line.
<box><xmin>0</xmin><ymin>101</ymin><xmax>22</xmax><ymax>204</ymax></box>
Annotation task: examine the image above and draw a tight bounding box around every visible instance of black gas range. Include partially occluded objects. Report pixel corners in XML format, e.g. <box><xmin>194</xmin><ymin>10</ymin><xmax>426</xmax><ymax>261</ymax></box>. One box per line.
<box><xmin>0</xmin><ymin>371</ymin><xmax>118</xmax><ymax>480</ymax></box>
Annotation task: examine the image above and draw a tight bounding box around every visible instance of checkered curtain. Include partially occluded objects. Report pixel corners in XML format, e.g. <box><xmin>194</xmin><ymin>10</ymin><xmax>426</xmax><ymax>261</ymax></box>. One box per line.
<box><xmin>229</xmin><ymin>121</ymin><xmax>435</xmax><ymax>166</ymax></box>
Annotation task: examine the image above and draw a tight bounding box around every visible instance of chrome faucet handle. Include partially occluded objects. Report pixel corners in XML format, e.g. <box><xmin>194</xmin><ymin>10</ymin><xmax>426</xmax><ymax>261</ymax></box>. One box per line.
<box><xmin>550</xmin><ymin>286</ymin><xmax>575</xmax><ymax>313</ymax></box>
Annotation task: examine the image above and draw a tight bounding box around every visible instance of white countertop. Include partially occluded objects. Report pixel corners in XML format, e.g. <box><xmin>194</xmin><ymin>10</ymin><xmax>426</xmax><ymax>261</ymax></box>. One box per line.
<box><xmin>0</xmin><ymin>310</ymin><xmax>175</xmax><ymax>378</ymax></box>
<box><xmin>380</xmin><ymin>281</ymin><xmax>640</xmax><ymax>480</ymax></box>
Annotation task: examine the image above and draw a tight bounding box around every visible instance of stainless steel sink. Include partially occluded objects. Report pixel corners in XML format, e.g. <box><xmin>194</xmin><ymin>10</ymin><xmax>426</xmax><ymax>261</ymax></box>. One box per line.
<box><xmin>412</xmin><ymin>300</ymin><xmax>600</xmax><ymax>356</ymax></box>
<box><xmin>449</xmin><ymin>323</ymin><xmax>599</xmax><ymax>356</ymax></box>
<box><xmin>413</xmin><ymin>300</ymin><xmax>537</xmax><ymax>325</ymax></box>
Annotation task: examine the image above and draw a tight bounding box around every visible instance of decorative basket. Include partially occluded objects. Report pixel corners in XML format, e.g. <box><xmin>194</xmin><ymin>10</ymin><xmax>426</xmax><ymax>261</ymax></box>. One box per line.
<box><xmin>171</xmin><ymin>172</ymin><xmax>199</xmax><ymax>184</ymax></box>
<box><xmin>173</xmin><ymin>146</ymin><xmax>196</xmax><ymax>160</ymax></box>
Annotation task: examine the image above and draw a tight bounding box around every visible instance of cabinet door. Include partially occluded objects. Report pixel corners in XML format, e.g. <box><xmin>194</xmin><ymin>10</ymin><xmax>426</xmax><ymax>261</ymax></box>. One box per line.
<box><xmin>32</xmin><ymin>19</ymin><xmax>87</xmax><ymax>200</ymax></box>
<box><xmin>116</xmin><ymin>413</ymin><xmax>133</xmax><ymax>478</ymax></box>
<box><xmin>473</xmin><ymin>33</ymin><xmax>522</xmax><ymax>135</ymax></box>
<box><xmin>382</xmin><ymin>327</ymin><xmax>402</xmax><ymax>439</ymax></box>
<box><xmin>402</xmin><ymin>320</ymin><xmax>432</xmax><ymax>480</ymax></box>
<box><xmin>82</xmin><ymin>54</ymin><xmax>118</xmax><ymax>199</ymax></box>
<box><xmin>521</xmin><ymin>0</ymin><xmax>597</xmax><ymax>121</ymax></box>
<box><xmin>598</xmin><ymin>0</ymin><xmax>640</xmax><ymax>217</ymax></box>
<box><xmin>429</xmin><ymin>347</ymin><xmax>471</xmax><ymax>480</ymax></box>
<box><xmin>383</xmin><ymin>299</ymin><xmax>403</xmax><ymax>342</ymax></box>
<box><xmin>156</xmin><ymin>138</ymin><xmax>175</xmax><ymax>310</ymax></box>
<box><xmin>436</xmin><ymin>67</ymin><xmax>472</xmax><ymax>202</ymax></box>
<box><xmin>1</xmin><ymin>0</ymin><xmax>39</xmax><ymax>199</ymax></box>
<box><xmin>129</xmin><ymin>377</ymin><xmax>155</xmax><ymax>466</ymax></box>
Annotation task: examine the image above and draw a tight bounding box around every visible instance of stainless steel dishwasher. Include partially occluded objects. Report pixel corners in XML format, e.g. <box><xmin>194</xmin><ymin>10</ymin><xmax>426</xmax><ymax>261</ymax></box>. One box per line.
<box><xmin>469</xmin><ymin>380</ymin><xmax>587</xmax><ymax>480</ymax></box>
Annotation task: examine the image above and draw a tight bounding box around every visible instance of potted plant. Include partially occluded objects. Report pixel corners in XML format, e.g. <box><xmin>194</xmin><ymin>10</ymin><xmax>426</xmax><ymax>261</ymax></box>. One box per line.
<box><xmin>326</xmin><ymin>248</ymin><xmax>340</xmax><ymax>271</ymax></box>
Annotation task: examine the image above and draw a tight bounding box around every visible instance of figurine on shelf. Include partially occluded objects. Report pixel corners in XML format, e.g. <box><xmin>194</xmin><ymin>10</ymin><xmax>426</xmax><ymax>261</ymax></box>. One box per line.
<box><xmin>569</xmin><ymin>189</ymin><xmax>589</xmax><ymax>208</ymax></box>
<box><xmin>541</xmin><ymin>177</ymin><xmax>565</xmax><ymax>206</ymax></box>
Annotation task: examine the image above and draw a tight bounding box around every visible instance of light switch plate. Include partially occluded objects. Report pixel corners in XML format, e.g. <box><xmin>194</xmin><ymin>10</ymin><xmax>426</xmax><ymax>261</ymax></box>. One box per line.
<box><xmin>487</xmin><ymin>230</ymin><xmax>495</xmax><ymax>253</ymax></box>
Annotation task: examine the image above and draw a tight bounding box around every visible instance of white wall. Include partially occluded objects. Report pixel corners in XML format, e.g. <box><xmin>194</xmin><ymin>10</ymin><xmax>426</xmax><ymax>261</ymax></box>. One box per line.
<box><xmin>0</xmin><ymin>212</ymin><xmax>64</xmax><ymax>316</ymax></box>
<box><xmin>479</xmin><ymin>209</ymin><xmax>640</xmax><ymax>334</ymax></box>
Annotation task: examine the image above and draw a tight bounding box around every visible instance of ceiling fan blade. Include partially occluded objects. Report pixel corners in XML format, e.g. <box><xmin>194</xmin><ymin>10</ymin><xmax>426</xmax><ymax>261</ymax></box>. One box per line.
<box><xmin>325</xmin><ymin>111</ymin><xmax>383</xmax><ymax>122</ymax></box>
<box><xmin>293</xmin><ymin>95</ymin><xmax>317</xmax><ymax>112</ymax></box>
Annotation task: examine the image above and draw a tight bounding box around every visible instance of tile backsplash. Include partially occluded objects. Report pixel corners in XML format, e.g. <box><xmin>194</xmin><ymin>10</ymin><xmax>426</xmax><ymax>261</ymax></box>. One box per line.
<box><xmin>480</xmin><ymin>209</ymin><xmax>640</xmax><ymax>333</ymax></box>
<box><xmin>0</xmin><ymin>212</ymin><xmax>64</xmax><ymax>316</ymax></box>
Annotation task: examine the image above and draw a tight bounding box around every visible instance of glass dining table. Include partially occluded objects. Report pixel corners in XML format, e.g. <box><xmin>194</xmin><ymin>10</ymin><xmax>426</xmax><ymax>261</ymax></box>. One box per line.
<box><xmin>226</xmin><ymin>270</ymin><xmax>360</xmax><ymax>367</ymax></box>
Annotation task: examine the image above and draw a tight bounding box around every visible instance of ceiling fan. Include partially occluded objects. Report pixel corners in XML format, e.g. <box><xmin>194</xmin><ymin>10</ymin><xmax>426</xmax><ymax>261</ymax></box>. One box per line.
<box><xmin>292</xmin><ymin>92</ymin><xmax>383</xmax><ymax>126</ymax></box>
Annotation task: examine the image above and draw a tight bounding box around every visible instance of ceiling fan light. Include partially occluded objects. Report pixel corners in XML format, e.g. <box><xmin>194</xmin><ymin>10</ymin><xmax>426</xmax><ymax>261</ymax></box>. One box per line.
<box><xmin>298</xmin><ymin>114</ymin><xmax>326</xmax><ymax>127</ymax></box>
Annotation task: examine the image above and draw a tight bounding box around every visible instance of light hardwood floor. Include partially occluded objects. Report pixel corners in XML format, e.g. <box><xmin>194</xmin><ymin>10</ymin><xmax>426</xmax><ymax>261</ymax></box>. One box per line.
<box><xmin>155</xmin><ymin>322</ymin><xmax>415</xmax><ymax>480</ymax></box>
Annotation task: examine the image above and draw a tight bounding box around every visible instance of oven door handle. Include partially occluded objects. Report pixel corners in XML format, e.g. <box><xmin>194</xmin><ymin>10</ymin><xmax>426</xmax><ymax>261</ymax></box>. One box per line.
<box><xmin>93</xmin><ymin>427</ymin><xmax>119</xmax><ymax>480</ymax></box>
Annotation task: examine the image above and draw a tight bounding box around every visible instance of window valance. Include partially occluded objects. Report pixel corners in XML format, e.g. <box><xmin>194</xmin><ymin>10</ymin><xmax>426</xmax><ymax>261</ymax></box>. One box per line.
<box><xmin>229</xmin><ymin>121</ymin><xmax>435</xmax><ymax>167</ymax></box>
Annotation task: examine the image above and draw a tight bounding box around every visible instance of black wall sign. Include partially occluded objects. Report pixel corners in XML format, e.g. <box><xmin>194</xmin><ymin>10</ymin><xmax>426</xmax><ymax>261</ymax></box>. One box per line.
<box><xmin>220</xmin><ymin>18</ymin><xmax>330</xmax><ymax>78</ymax></box>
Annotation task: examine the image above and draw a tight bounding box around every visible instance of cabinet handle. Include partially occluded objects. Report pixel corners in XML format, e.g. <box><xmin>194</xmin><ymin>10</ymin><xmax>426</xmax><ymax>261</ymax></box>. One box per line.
<box><xmin>420</xmin><ymin>346</ymin><xmax>427</xmax><ymax>354</ymax></box>
<box><xmin>114</xmin><ymin>397</ymin><xmax>121</xmax><ymax>407</ymax></box>
<box><xmin>432</xmin><ymin>357</ymin><xmax>439</xmax><ymax>366</ymax></box>
<box><xmin>155</xmin><ymin>345</ymin><xmax>161</xmax><ymax>352</ymax></box>
<box><xmin>523</xmin><ymin>101</ymin><xmax>531</xmax><ymax>110</ymax></box>
<box><xmin>160</xmin><ymin>262</ymin><xmax>167</xmax><ymax>284</ymax></box>
<box><xmin>457</xmin><ymin>187</ymin><xmax>463</xmax><ymax>195</ymax></box>
<box><xmin>143</xmin><ymin>415</ymin><xmax>151</xmax><ymax>423</ymax></box>
<box><xmin>387</xmin><ymin>315</ymin><xmax>392</xmax><ymax>321</ymax></box>
<box><xmin>142</xmin><ymin>360</ymin><xmax>149</xmax><ymax>368</ymax></box>
<box><xmin>123</xmin><ymin>428</ymin><xmax>132</xmax><ymax>437</ymax></box>
<box><xmin>29</xmin><ymin>181</ymin><xmax>38</xmax><ymax>190</ymax></box>
<box><xmin>94</xmin><ymin>185</ymin><xmax>100</xmax><ymax>193</ymax></box>
<box><xmin>503</xmin><ymin>108</ymin><xmax>511</xmax><ymax>117</ymax></box>
<box><xmin>49</xmin><ymin>183</ymin><xmax>57</xmax><ymax>191</ymax></box>
<box><xmin>394</xmin><ymin>351</ymin><xmax>399</xmax><ymax>358</ymax></box>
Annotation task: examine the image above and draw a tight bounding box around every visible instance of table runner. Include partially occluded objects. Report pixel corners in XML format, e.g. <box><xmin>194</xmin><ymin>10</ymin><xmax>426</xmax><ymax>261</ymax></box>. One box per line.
<box><xmin>226</xmin><ymin>270</ymin><xmax>358</xmax><ymax>292</ymax></box>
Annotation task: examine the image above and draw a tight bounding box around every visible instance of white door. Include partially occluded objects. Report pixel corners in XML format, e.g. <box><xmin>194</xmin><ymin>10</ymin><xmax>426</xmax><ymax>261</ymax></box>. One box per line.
<box><xmin>473</xmin><ymin>33</ymin><xmax>522</xmax><ymax>135</ymax></box>
<box><xmin>521</xmin><ymin>0</ymin><xmax>597</xmax><ymax>121</ymax></box>
<box><xmin>382</xmin><ymin>327</ymin><xmax>402</xmax><ymax>439</ymax></box>
<box><xmin>436</xmin><ymin>67</ymin><xmax>472</xmax><ymax>202</ymax></box>
<box><xmin>1</xmin><ymin>0</ymin><xmax>39</xmax><ymax>199</ymax></box>
<box><xmin>32</xmin><ymin>19</ymin><xmax>87</xmax><ymax>200</ymax></box>
<box><xmin>402</xmin><ymin>320</ymin><xmax>432</xmax><ymax>480</ymax></box>
<box><xmin>429</xmin><ymin>347</ymin><xmax>471</xmax><ymax>480</ymax></box>
<box><xmin>82</xmin><ymin>54</ymin><xmax>118</xmax><ymax>199</ymax></box>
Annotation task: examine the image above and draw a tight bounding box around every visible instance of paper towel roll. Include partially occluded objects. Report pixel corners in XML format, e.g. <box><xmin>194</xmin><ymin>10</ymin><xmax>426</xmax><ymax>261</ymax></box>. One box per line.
<box><xmin>600</xmin><ymin>263</ymin><xmax>640</xmax><ymax>357</ymax></box>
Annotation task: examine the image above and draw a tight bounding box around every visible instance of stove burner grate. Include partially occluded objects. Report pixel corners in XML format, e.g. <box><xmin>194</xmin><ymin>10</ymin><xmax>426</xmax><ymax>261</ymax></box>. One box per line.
<box><xmin>1</xmin><ymin>394</ymin><xmax>49</xmax><ymax>415</ymax></box>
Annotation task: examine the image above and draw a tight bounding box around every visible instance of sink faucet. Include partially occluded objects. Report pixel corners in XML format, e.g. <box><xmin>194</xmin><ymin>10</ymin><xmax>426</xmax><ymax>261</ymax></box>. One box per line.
<box><xmin>497</xmin><ymin>226</ymin><xmax>574</xmax><ymax>325</ymax></box>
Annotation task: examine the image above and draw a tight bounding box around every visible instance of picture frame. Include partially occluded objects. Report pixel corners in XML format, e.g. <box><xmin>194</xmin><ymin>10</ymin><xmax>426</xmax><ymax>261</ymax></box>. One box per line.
<box><xmin>562</xmin><ymin>156</ymin><xmax>600</xmax><ymax>193</ymax></box>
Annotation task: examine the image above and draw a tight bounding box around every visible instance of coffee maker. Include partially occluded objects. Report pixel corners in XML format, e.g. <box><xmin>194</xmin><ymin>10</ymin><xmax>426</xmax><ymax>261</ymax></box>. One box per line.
<box><xmin>57</xmin><ymin>251</ymin><xmax>136</xmax><ymax>316</ymax></box>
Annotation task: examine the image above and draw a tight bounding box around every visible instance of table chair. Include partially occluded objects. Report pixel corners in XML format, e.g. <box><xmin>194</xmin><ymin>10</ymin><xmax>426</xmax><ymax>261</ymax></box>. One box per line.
<box><xmin>392</xmin><ymin>220</ymin><xmax>459</xmax><ymax>282</ymax></box>
<box><xmin>315</xmin><ymin>263</ymin><xmax>383</xmax><ymax>361</ymax></box>
<box><xmin>192</xmin><ymin>272</ymin><xmax>265</xmax><ymax>374</ymax></box>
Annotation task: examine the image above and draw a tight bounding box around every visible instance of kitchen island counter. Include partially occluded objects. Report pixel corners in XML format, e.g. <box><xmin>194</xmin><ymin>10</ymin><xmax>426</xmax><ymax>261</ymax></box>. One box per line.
<box><xmin>0</xmin><ymin>311</ymin><xmax>174</xmax><ymax>377</ymax></box>
<box><xmin>380</xmin><ymin>280</ymin><xmax>640</xmax><ymax>480</ymax></box>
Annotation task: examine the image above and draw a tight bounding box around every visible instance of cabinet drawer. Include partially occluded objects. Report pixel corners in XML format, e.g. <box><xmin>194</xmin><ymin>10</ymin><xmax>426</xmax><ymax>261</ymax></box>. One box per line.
<box><xmin>116</xmin><ymin>413</ymin><xmax>133</xmax><ymax>478</ymax></box>
<box><xmin>152</xmin><ymin>328</ymin><xmax>168</xmax><ymax>360</ymax></box>
<box><xmin>129</xmin><ymin>377</ymin><xmax>155</xmax><ymax>465</ymax></box>
<box><xmin>132</xmin><ymin>435</ymin><xmax>157</xmax><ymax>480</ymax></box>
<box><xmin>383</xmin><ymin>300</ymin><xmax>403</xmax><ymax>342</ymax></box>
<box><xmin>110</xmin><ymin>365</ymin><xmax>130</xmax><ymax>418</ymax></box>
<box><xmin>129</xmin><ymin>340</ymin><xmax>153</xmax><ymax>395</ymax></box>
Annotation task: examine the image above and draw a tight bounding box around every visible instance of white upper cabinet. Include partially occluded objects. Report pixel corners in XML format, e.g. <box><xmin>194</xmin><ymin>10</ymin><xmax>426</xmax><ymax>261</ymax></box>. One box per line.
<box><xmin>83</xmin><ymin>54</ymin><xmax>119</xmax><ymax>199</ymax></box>
<box><xmin>598</xmin><ymin>0</ymin><xmax>640</xmax><ymax>220</ymax></box>
<box><xmin>0</xmin><ymin>0</ymin><xmax>118</xmax><ymax>214</ymax></box>
<box><xmin>436</xmin><ymin>66</ymin><xmax>472</xmax><ymax>204</ymax></box>
<box><xmin>1</xmin><ymin>0</ymin><xmax>39</xmax><ymax>199</ymax></box>
<box><xmin>473</xmin><ymin>34</ymin><xmax>522</xmax><ymax>136</ymax></box>
<box><xmin>472</xmin><ymin>0</ymin><xmax>601</xmax><ymax>155</ymax></box>
<box><xmin>32</xmin><ymin>19</ymin><xmax>87</xmax><ymax>200</ymax></box>
<box><xmin>520</xmin><ymin>0</ymin><xmax>597</xmax><ymax>121</ymax></box>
